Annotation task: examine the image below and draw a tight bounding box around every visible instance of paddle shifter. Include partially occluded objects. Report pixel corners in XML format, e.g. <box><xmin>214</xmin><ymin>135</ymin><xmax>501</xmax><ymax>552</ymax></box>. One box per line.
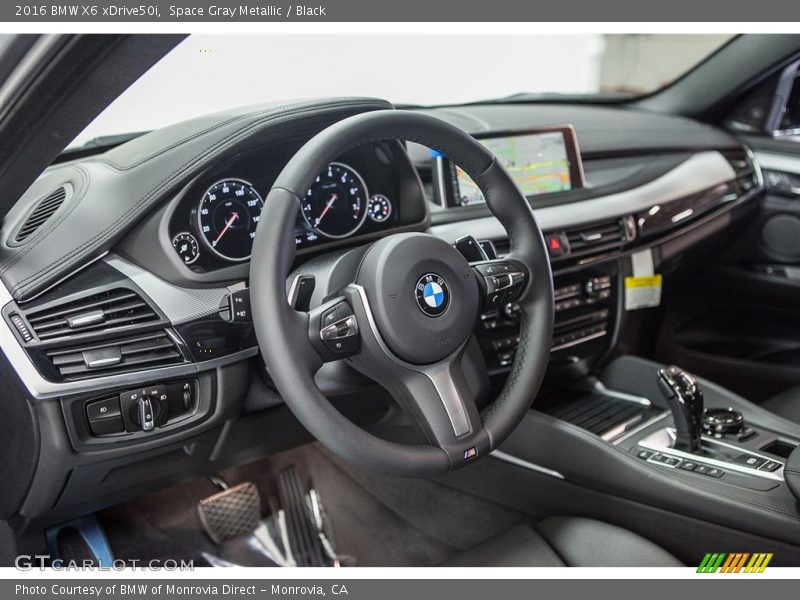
<box><xmin>657</xmin><ymin>366</ymin><xmax>704</xmax><ymax>452</ymax></box>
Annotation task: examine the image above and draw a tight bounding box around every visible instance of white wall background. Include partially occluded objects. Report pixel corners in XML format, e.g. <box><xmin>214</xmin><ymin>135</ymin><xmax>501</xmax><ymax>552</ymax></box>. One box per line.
<box><xmin>70</xmin><ymin>33</ymin><xmax>731</xmax><ymax>147</ymax></box>
<box><xmin>70</xmin><ymin>34</ymin><xmax>605</xmax><ymax>146</ymax></box>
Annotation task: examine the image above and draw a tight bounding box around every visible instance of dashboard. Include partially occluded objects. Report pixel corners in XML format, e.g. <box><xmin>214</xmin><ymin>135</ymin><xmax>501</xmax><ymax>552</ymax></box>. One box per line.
<box><xmin>0</xmin><ymin>97</ymin><xmax>766</xmax><ymax>530</ymax></box>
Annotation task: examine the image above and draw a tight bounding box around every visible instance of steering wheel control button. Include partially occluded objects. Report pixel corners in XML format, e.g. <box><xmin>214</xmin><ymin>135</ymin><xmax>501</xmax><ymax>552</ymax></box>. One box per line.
<box><xmin>475</xmin><ymin>262</ymin><xmax>528</xmax><ymax>309</ymax></box>
<box><xmin>318</xmin><ymin>301</ymin><xmax>360</xmax><ymax>357</ymax></box>
<box><xmin>415</xmin><ymin>273</ymin><xmax>450</xmax><ymax>317</ymax></box>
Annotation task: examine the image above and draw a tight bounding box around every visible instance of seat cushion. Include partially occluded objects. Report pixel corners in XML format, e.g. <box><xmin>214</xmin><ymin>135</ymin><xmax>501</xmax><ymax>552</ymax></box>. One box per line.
<box><xmin>536</xmin><ymin>516</ymin><xmax>682</xmax><ymax>567</ymax></box>
<box><xmin>762</xmin><ymin>386</ymin><xmax>800</xmax><ymax>423</ymax></box>
<box><xmin>442</xmin><ymin>517</ymin><xmax>682</xmax><ymax>567</ymax></box>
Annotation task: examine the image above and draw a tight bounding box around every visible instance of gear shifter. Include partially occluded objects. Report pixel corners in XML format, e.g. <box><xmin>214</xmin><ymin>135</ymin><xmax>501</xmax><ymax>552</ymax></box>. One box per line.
<box><xmin>657</xmin><ymin>366</ymin><xmax>704</xmax><ymax>452</ymax></box>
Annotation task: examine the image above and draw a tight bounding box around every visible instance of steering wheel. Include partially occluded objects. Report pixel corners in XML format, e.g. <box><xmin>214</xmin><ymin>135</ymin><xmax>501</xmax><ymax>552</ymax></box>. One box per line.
<box><xmin>250</xmin><ymin>110</ymin><xmax>554</xmax><ymax>476</ymax></box>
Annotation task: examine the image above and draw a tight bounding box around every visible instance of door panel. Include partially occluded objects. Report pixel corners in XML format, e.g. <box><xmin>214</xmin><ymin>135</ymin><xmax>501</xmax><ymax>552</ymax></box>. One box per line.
<box><xmin>654</xmin><ymin>140</ymin><xmax>800</xmax><ymax>403</ymax></box>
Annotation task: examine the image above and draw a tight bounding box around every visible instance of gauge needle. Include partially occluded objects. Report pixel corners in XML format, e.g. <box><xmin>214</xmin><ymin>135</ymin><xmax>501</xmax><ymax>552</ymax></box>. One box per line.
<box><xmin>316</xmin><ymin>193</ymin><xmax>338</xmax><ymax>225</ymax></box>
<box><xmin>214</xmin><ymin>212</ymin><xmax>239</xmax><ymax>245</ymax></box>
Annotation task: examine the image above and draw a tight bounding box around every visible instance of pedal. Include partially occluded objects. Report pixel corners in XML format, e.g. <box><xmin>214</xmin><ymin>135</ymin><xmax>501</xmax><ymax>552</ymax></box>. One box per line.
<box><xmin>277</xmin><ymin>466</ymin><xmax>327</xmax><ymax>567</ymax></box>
<box><xmin>197</xmin><ymin>481</ymin><xmax>261</xmax><ymax>544</ymax></box>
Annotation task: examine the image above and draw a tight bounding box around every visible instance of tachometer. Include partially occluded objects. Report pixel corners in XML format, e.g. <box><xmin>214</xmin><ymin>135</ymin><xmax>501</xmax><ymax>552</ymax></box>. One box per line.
<box><xmin>197</xmin><ymin>179</ymin><xmax>263</xmax><ymax>261</ymax></box>
<box><xmin>301</xmin><ymin>162</ymin><xmax>369</xmax><ymax>238</ymax></box>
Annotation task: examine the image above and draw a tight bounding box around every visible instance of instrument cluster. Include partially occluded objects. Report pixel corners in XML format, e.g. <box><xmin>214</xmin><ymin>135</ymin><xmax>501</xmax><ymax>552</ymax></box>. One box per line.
<box><xmin>167</xmin><ymin>142</ymin><xmax>421</xmax><ymax>273</ymax></box>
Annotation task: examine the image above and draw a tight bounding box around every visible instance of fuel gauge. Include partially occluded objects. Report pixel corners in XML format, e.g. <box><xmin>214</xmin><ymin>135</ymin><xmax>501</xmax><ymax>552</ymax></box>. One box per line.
<box><xmin>172</xmin><ymin>232</ymin><xmax>200</xmax><ymax>265</ymax></box>
<box><xmin>368</xmin><ymin>194</ymin><xmax>392</xmax><ymax>223</ymax></box>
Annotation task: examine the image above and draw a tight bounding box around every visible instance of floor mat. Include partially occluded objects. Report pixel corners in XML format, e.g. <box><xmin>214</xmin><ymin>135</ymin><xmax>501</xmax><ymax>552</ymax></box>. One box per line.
<box><xmin>97</xmin><ymin>443</ymin><xmax>527</xmax><ymax>567</ymax></box>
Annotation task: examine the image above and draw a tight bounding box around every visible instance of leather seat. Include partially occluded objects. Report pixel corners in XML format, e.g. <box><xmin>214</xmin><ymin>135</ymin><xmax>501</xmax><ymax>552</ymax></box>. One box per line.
<box><xmin>443</xmin><ymin>517</ymin><xmax>682</xmax><ymax>567</ymax></box>
<box><xmin>762</xmin><ymin>386</ymin><xmax>800</xmax><ymax>423</ymax></box>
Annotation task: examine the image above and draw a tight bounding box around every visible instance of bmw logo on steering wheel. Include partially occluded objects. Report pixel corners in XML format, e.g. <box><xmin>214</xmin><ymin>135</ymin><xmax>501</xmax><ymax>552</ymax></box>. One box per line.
<box><xmin>415</xmin><ymin>273</ymin><xmax>450</xmax><ymax>317</ymax></box>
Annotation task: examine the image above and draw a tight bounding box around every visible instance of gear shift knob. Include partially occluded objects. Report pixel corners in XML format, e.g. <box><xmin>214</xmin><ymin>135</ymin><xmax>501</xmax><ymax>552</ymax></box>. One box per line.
<box><xmin>657</xmin><ymin>366</ymin><xmax>704</xmax><ymax>452</ymax></box>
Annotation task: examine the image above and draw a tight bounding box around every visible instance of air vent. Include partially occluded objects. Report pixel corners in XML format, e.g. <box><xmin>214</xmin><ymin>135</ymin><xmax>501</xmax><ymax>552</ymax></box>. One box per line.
<box><xmin>721</xmin><ymin>147</ymin><xmax>760</xmax><ymax>193</ymax></box>
<box><xmin>564</xmin><ymin>217</ymin><xmax>633</xmax><ymax>258</ymax></box>
<box><xmin>15</xmin><ymin>187</ymin><xmax>68</xmax><ymax>242</ymax></box>
<box><xmin>25</xmin><ymin>288</ymin><xmax>159</xmax><ymax>341</ymax></box>
<box><xmin>45</xmin><ymin>330</ymin><xmax>184</xmax><ymax>379</ymax></box>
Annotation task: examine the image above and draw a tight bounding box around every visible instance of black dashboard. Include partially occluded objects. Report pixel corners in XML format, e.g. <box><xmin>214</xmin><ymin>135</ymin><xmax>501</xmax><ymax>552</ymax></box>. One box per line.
<box><xmin>0</xmin><ymin>96</ymin><xmax>767</xmax><ymax>529</ymax></box>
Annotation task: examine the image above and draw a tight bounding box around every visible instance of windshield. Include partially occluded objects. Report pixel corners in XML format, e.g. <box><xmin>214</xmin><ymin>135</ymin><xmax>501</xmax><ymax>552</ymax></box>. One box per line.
<box><xmin>68</xmin><ymin>33</ymin><xmax>733</xmax><ymax>149</ymax></box>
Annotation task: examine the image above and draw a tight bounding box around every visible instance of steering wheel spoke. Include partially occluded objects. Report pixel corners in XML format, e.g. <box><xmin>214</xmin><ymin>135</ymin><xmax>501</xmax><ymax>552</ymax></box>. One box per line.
<box><xmin>342</xmin><ymin>284</ymin><xmax>490</xmax><ymax>466</ymax></box>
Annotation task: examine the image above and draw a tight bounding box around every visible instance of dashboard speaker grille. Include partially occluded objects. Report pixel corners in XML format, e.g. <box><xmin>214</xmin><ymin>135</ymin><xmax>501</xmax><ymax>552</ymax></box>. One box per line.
<box><xmin>25</xmin><ymin>288</ymin><xmax>159</xmax><ymax>341</ymax></box>
<box><xmin>15</xmin><ymin>187</ymin><xmax>68</xmax><ymax>243</ymax></box>
<box><xmin>45</xmin><ymin>330</ymin><xmax>184</xmax><ymax>379</ymax></box>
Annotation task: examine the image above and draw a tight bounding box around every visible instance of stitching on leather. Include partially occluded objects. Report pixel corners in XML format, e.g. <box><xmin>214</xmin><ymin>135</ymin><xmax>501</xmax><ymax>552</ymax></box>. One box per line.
<box><xmin>0</xmin><ymin>165</ymin><xmax>90</xmax><ymax>272</ymax></box>
<box><xmin>9</xmin><ymin>100</ymin><xmax>388</xmax><ymax>297</ymax></box>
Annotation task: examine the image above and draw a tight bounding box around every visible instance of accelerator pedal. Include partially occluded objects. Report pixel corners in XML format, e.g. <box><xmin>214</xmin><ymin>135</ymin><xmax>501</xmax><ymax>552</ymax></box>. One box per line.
<box><xmin>197</xmin><ymin>481</ymin><xmax>261</xmax><ymax>544</ymax></box>
<box><xmin>276</xmin><ymin>466</ymin><xmax>327</xmax><ymax>567</ymax></box>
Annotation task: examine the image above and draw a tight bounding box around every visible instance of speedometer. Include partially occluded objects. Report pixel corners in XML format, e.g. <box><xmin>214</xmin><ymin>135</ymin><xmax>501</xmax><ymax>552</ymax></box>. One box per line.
<box><xmin>301</xmin><ymin>162</ymin><xmax>369</xmax><ymax>239</ymax></box>
<box><xmin>197</xmin><ymin>179</ymin><xmax>263</xmax><ymax>261</ymax></box>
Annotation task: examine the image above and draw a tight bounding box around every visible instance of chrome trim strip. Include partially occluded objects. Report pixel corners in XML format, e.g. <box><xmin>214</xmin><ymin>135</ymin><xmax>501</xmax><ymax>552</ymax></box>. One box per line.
<box><xmin>639</xmin><ymin>427</ymin><xmax>785</xmax><ymax>482</ymax></box>
<box><xmin>611</xmin><ymin>411</ymin><xmax>670</xmax><ymax>445</ymax></box>
<box><xmin>551</xmin><ymin>329</ymin><xmax>607</xmax><ymax>352</ymax></box>
<box><xmin>0</xmin><ymin>277</ymin><xmax>257</xmax><ymax>400</ymax></box>
<box><xmin>428</xmin><ymin>151</ymin><xmax>737</xmax><ymax>242</ymax></box>
<box><xmin>490</xmin><ymin>450</ymin><xmax>565</xmax><ymax>480</ymax></box>
<box><xmin>593</xmin><ymin>381</ymin><xmax>652</xmax><ymax>406</ymax></box>
<box><xmin>754</xmin><ymin>151</ymin><xmax>800</xmax><ymax>176</ymax></box>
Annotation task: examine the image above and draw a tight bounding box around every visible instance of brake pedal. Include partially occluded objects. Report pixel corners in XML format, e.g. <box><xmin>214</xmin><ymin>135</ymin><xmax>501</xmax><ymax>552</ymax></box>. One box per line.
<box><xmin>197</xmin><ymin>481</ymin><xmax>261</xmax><ymax>544</ymax></box>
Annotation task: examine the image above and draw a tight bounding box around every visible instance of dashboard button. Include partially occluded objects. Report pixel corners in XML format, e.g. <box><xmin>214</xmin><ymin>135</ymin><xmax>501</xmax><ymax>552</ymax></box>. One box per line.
<box><xmin>86</xmin><ymin>397</ymin><xmax>121</xmax><ymax>421</ymax></box>
<box><xmin>89</xmin><ymin>416</ymin><xmax>125</xmax><ymax>436</ymax></box>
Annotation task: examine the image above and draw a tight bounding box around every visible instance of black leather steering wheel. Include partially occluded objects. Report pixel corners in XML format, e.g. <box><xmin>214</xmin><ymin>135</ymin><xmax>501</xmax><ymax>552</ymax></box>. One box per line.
<box><xmin>250</xmin><ymin>110</ymin><xmax>554</xmax><ymax>476</ymax></box>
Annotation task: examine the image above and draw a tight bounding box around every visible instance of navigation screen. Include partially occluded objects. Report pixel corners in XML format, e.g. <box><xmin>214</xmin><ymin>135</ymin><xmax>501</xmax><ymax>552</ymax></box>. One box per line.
<box><xmin>439</xmin><ymin>128</ymin><xmax>583</xmax><ymax>207</ymax></box>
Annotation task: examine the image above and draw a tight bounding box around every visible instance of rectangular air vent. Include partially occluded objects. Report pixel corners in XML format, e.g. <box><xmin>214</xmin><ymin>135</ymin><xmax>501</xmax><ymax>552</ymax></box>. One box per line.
<box><xmin>564</xmin><ymin>217</ymin><xmax>633</xmax><ymax>258</ymax></box>
<box><xmin>15</xmin><ymin>186</ymin><xmax>67</xmax><ymax>242</ymax></box>
<box><xmin>45</xmin><ymin>330</ymin><xmax>184</xmax><ymax>379</ymax></box>
<box><xmin>721</xmin><ymin>147</ymin><xmax>759</xmax><ymax>193</ymax></box>
<box><xmin>25</xmin><ymin>288</ymin><xmax>159</xmax><ymax>342</ymax></box>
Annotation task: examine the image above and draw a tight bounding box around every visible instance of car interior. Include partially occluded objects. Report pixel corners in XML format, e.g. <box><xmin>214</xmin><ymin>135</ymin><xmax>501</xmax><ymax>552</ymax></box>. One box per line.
<box><xmin>3</xmin><ymin>33</ymin><xmax>800</xmax><ymax>568</ymax></box>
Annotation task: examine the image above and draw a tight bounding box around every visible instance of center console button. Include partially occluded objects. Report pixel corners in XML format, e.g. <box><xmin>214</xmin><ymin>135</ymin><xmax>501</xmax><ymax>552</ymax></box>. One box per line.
<box><xmin>679</xmin><ymin>460</ymin><xmax>698</xmax><ymax>471</ymax></box>
<box><xmin>733</xmin><ymin>454</ymin><xmax>767</xmax><ymax>469</ymax></box>
<box><xmin>693</xmin><ymin>464</ymin><xmax>710</xmax><ymax>475</ymax></box>
<box><xmin>759</xmin><ymin>460</ymin><xmax>782</xmax><ymax>472</ymax></box>
<box><xmin>705</xmin><ymin>467</ymin><xmax>725</xmax><ymax>478</ymax></box>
